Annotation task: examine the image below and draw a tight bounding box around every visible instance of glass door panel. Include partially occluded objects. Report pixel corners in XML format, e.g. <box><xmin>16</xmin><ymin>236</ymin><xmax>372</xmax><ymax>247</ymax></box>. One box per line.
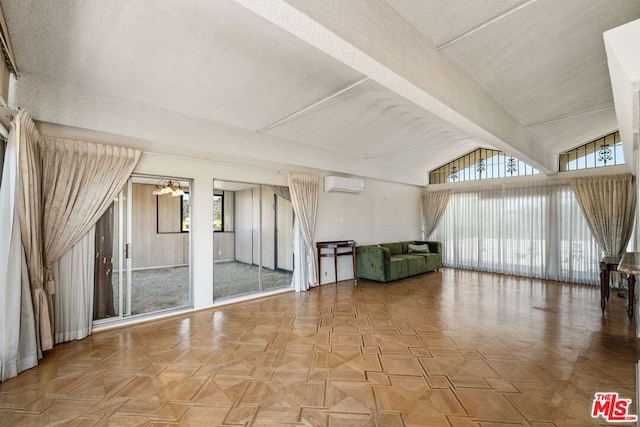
<box><xmin>212</xmin><ymin>181</ymin><xmax>292</xmax><ymax>301</ymax></box>
<box><xmin>213</xmin><ymin>181</ymin><xmax>260</xmax><ymax>300</ymax></box>
<box><xmin>129</xmin><ymin>176</ymin><xmax>191</xmax><ymax>315</ymax></box>
<box><xmin>261</xmin><ymin>186</ymin><xmax>293</xmax><ymax>291</ymax></box>
<box><xmin>93</xmin><ymin>175</ymin><xmax>192</xmax><ymax>325</ymax></box>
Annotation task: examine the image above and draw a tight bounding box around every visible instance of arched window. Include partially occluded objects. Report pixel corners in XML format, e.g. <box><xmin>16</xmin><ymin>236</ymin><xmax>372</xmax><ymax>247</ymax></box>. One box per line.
<box><xmin>559</xmin><ymin>131</ymin><xmax>624</xmax><ymax>171</ymax></box>
<box><xmin>429</xmin><ymin>148</ymin><xmax>540</xmax><ymax>184</ymax></box>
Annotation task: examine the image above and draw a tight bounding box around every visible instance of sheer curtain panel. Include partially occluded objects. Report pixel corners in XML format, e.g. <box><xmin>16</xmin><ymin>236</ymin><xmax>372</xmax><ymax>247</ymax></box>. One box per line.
<box><xmin>570</xmin><ymin>174</ymin><xmax>636</xmax><ymax>257</ymax></box>
<box><xmin>0</xmin><ymin>113</ymin><xmax>38</xmax><ymax>381</ymax></box>
<box><xmin>288</xmin><ymin>173</ymin><xmax>320</xmax><ymax>291</ymax></box>
<box><xmin>431</xmin><ymin>183</ymin><xmax>601</xmax><ymax>285</ymax></box>
<box><xmin>51</xmin><ymin>226</ymin><xmax>95</xmax><ymax>343</ymax></box>
<box><xmin>421</xmin><ymin>190</ymin><xmax>450</xmax><ymax>239</ymax></box>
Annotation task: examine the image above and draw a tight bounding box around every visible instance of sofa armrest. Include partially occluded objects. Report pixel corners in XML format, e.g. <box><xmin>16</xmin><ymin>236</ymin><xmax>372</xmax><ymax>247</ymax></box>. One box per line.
<box><xmin>356</xmin><ymin>245</ymin><xmax>390</xmax><ymax>281</ymax></box>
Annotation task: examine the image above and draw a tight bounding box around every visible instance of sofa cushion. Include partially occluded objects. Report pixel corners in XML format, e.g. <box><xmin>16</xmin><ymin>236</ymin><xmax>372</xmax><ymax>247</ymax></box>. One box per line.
<box><xmin>408</xmin><ymin>243</ymin><xmax>430</xmax><ymax>253</ymax></box>
<box><xmin>380</xmin><ymin>242</ymin><xmax>403</xmax><ymax>256</ymax></box>
<box><xmin>389</xmin><ymin>256</ymin><xmax>408</xmax><ymax>280</ymax></box>
<box><xmin>407</xmin><ymin>252</ymin><xmax>441</xmax><ymax>272</ymax></box>
<box><xmin>395</xmin><ymin>254</ymin><xmax>427</xmax><ymax>276</ymax></box>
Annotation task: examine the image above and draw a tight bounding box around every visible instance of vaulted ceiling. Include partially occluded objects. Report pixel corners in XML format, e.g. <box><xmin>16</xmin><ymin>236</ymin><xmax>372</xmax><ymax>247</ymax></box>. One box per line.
<box><xmin>2</xmin><ymin>0</ymin><xmax>639</xmax><ymax>185</ymax></box>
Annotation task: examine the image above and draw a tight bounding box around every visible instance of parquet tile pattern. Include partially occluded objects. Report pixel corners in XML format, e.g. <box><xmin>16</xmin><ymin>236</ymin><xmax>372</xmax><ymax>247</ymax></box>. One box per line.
<box><xmin>1</xmin><ymin>269</ymin><xmax>638</xmax><ymax>426</ymax></box>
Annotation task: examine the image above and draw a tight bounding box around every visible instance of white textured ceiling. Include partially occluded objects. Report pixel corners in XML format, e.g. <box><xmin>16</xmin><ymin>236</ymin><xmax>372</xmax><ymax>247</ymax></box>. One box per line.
<box><xmin>2</xmin><ymin>0</ymin><xmax>639</xmax><ymax>185</ymax></box>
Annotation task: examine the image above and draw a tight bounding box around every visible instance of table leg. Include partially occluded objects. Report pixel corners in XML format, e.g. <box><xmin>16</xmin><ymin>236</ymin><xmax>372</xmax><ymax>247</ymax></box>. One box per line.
<box><xmin>599</xmin><ymin>264</ymin><xmax>608</xmax><ymax>312</ymax></box>
<box><xmin>628</xmin><ymin>274</ymin><xmax>635</xmax><ymax>320</ymax></box>
<box><xmin>352</xmin><ymin>247</ymin><xmax>357</xmax><ymax>286</ymax></box>
<box><xmin>334</xmin><ymin>247</ymin><xmax>338</xmax><ymax>284</ymax></box>
<box><xmin>317</xmin><ymin>249</ymin><xmax>321</xmax><ymax>286</ymax></box>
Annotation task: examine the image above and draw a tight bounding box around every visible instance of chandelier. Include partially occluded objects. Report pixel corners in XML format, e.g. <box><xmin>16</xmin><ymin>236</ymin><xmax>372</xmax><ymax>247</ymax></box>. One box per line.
<box><xmin>152</xmin><ymin>180</ymin><xmax>185</xmax><ymax>197</ymax></box>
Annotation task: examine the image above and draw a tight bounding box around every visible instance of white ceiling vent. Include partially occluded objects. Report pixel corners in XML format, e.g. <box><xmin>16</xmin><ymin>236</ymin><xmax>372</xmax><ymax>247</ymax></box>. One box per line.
<box><xmin>324</xmin><ymin>176</ymin><xmax>364</xmax><ymax>193</ymax></box>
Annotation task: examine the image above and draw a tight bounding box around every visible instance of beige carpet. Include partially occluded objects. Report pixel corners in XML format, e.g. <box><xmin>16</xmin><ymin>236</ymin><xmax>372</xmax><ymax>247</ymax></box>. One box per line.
<box><xmin>112</xmin><ymin>262</ymin><xmax>292</xmax><ymax>315</ymax></box>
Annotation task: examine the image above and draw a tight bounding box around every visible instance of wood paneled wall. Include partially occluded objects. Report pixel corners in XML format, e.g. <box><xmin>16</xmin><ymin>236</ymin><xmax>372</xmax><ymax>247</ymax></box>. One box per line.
<box><xmin>132</xmin><ymin>183</ymin><xmax>189</xmax><ymax>269</ymax></box>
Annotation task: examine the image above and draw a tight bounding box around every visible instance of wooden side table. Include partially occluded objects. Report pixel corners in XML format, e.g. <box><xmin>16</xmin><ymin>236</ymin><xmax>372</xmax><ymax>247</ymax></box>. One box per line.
<box><xmin>316</xmin><ymin>240</ymin><xmax>357</xmax><ymax>284</ymax></box>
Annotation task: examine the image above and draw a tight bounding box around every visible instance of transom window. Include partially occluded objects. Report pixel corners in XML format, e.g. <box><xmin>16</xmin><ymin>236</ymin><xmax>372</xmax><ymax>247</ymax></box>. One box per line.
<box><xmin>559</xmin><ymin>131</ymin><xmax>624</xmax><ymax>171</ymax></box>
<box><xmin>429</xmin><ymin>148</ymin><xmax>540</xmax><ymax>184</ymax></box>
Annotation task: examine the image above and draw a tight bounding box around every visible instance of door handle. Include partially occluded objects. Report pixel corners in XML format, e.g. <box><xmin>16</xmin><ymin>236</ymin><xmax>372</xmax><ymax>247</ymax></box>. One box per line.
<box><xmin>124</xmin><ymin>243</ymin><xmax>131</xmax><ymax>259</ymax></box>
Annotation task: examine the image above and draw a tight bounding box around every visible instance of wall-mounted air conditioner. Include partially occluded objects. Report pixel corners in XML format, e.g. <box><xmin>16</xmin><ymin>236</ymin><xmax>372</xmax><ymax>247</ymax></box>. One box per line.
<box><xmin>324</xmin><ymin>176</ymin><xmax>364</xmax><ymax>193</ymax></box>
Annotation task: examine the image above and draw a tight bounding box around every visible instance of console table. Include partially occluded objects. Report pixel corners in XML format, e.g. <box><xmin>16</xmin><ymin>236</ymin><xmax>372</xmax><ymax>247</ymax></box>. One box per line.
<box><xmin>617</xmin><ymin>252</ymin><xmax>638</xmax><ymax>320</ymax></box>
<box><xmin>316</xmin><ymin>240</ymin><xmax>357</xmax><ymax>284</ymax></box>
<box><xmin>599</xmin><ymin>255</ymin><xmax>621</xmax><ymax>312</ymax></box>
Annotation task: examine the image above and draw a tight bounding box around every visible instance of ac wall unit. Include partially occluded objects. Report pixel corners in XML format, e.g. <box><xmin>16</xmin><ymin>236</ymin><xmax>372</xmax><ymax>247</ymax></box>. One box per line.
<box><xmin>324</xmin><ymin>176</ymin><xmax>364</xmax><ymax>193</ymax></box>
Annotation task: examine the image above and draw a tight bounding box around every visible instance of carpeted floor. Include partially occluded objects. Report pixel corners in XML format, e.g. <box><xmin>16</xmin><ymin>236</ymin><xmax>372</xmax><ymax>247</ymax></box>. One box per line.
<box><xmin>113</xmin><ymin>262</ymin><xmax>292</xmax><ymax>315</ymax></box>
<box><xmin>213</xmin><ymin>261</ymin><xmax>292</xmax><ymax>300</ymax></box>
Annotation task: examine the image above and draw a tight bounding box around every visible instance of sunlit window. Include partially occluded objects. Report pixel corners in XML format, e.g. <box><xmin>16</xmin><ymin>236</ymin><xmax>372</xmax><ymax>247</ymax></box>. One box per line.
<box><xmin>181</xmin><ymin>193</ymin><xmax>190</xmax><ymax>232</ymax></box>
<box><xmin>429</xmin><ymin>148</ymin><xmax>540</xmax><ymax>184</ymax></box>
<box><xmin>559</xmin><ymin>131</ymin><xmax>624</xmax><ymax>171</ymax></box>
<box><xmin>213</xmin><ymin>192</ymin><xmax>223</xmax><ymax>231</ymax></box>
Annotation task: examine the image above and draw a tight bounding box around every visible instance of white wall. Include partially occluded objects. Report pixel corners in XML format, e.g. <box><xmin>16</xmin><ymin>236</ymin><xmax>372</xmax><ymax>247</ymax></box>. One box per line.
<box><xmin>315</xmin><ymin>179</ymin><xmax>422</xmax><ymax>284</ymax></box>
<box><xmin>36</xmin><ymin>121</ymin><xmax>422</xmax><ymax>307</ymax></box>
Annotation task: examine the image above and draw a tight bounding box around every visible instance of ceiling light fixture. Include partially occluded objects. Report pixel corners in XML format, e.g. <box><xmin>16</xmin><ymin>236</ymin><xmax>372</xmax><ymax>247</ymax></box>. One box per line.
<box><xmin>152</xmin><ymin>180</ymin><xmax>185</xmax><ymax>197</ymax></box>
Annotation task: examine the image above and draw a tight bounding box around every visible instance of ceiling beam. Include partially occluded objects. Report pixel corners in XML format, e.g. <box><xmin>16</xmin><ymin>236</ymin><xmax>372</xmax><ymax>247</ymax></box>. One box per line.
<box><xmin>233</xmin><ymin>0</ymin><xmax>556</xmax><ymax>174</ymax></box>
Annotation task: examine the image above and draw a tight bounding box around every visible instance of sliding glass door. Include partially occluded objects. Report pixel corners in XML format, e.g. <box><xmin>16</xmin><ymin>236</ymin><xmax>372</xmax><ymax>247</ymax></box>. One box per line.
<box><xmin>93</xmin><ymin>175</ymin><xmax>192</xmax><ymax>324</ymax></box>
<box><xmin>213</xmin><ymin>181</ymin><xmax>293</xmax><ymax>301</ymax></box>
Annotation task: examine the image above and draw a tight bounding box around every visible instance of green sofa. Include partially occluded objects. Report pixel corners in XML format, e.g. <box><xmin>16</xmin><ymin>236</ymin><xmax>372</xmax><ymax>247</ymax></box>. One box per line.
<box><xmin>356</xmin><ymin>241</ymin><xmax>442</xmax><ymax>282</ymax></box>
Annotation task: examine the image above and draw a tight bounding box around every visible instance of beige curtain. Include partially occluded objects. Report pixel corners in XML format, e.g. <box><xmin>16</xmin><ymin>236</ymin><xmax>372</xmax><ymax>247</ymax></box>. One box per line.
<box><xmin>1</xmin><ymin>115</ymin><xmax>38</xmax><ymax>380</ymax></box>
<box><xmin>288</xmin><ymin>173</ymin><xmax>319</xmax><ymax>291</ymax></box>
<box><xmin>15</xmin><ymin>110</ymin><xmax>141</xmax><ymax>353</ymax></box>
<box><xmin>15</xmin><ymin>110</ymin><xmax>50</xmax><ymax>353</ymax></box>
<box><xmin>39</xmin><ymin>136</ymin><xmax>139</xmax><ymax>346</ymax></box>
<box><xmin>421</xmin><ymin>190</ymin><xmax>451</xmax><ymax>239</ymax></box>
<box><xmin>39</xmin><ymin>136</ymin><xmax>140</xmax><ymax>272</ymax></box>
<box><xmin>570</xmin><ymin>174</ymin><xmax>636</xmax><ymax>257</ymax></box>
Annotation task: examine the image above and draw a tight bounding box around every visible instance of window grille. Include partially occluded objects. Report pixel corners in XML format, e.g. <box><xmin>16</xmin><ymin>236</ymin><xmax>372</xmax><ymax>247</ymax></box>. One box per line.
<box><xmin>559</xmin><ymin>131</ymin><xmax>624</xmax><ymax>171</ymax></box>
<box><xmin>429</xmin><ymin>148</ymin><xmax>540</xmax><ymax>184</ymax></box>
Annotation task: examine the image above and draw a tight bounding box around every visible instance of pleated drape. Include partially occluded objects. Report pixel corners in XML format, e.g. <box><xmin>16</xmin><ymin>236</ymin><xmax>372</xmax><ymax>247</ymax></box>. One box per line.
<box><xmin>421</xmin><ymin>190</ymin><xmax>451</xmax><ymax>239</ymax></box>
<box><xmin>39</xmin><ymin>136</ymin><xmax>140</xmax><ymax>276</ymax></box>
<box><xmin>15</xmin><ymin>110</ymin><xmax>51</xmax><ymax>353</ymax></box>
<box><xmin>39</xmin><ymin>136</ymin><xmax>140</xmax><ymax>343</ymax></box>
<box><xmin>288</xmin><ymin>174</ymin><xmax>319</xmax><ymax>291</ymax></box>
<box><xmin>570</xmin><ymin>174</ymin><xmax>636</xmax><ymax>258</ymax></box>
<box><xmin>10</xmin><ymin>110</ymin><xmax>141</xmax><ymax>359</ymax></box>
<box><xmin>0</xmin><ymin>118</ymin><xmax>38</xmax><ymax>381</ymax></box>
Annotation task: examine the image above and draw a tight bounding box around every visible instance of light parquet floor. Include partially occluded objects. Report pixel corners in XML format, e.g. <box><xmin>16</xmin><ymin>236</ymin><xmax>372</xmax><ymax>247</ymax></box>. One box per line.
<box><xmin>0</xmin><ymin>269</ymin><xmax>638</xmax><ymax>426</ymax></box>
